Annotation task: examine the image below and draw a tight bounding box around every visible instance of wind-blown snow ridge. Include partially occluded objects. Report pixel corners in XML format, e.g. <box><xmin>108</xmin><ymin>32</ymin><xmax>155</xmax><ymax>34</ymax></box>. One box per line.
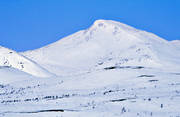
<box><xmin>0</xmin><ymin>46</ymin><xmax>53</xmax><ymax>77</ymax></box>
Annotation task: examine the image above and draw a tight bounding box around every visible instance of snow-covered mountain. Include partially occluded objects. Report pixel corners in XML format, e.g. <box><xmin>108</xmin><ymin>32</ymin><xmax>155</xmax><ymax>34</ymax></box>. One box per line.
<box><xmin>1</xmin><ymin>20</ymin><xmax>180</xmax><ymax>117</ymax></box>
<box><xmin>0</xmin><ymin>46</ymin><xmax>53</xmax><ymax>77</ymax></box>
<box><xmin>23</xmin><ymin>20</ymin><xmax>180</xmax><ymax>76</ymax></box>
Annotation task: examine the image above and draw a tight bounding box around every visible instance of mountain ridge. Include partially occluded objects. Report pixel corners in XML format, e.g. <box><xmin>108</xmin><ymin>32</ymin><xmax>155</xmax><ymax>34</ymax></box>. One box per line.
<box><xmin>0</xmin><ymin>46</ymin><xmax>53</xmax><ymax>77</ymax></box>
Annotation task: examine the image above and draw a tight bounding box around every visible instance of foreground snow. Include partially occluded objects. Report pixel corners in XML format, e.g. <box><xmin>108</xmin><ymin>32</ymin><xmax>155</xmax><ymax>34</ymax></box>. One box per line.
<box><xmin>0</xmin><ymin>67</ymin><xmax>180</xmax><ymax>117</ymax></box>
<box><xmin>0</xmin><ymin>19</ymin><xmax>180</xmax><ymax>117</ymax></box>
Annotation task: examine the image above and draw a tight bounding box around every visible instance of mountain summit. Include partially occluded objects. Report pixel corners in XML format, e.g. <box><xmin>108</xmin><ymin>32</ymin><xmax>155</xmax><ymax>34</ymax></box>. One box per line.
<box><xmin>22</xmin><ymin>19</ymin><xmax>180</xmax><ymax>76</ymax></box>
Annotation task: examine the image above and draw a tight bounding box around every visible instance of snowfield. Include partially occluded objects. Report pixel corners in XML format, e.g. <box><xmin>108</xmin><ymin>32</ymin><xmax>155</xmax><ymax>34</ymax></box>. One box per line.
<box><xmin>0</xmin><ymin>20</ymin><xmax>180</xmax><ymax>117</ymax></box>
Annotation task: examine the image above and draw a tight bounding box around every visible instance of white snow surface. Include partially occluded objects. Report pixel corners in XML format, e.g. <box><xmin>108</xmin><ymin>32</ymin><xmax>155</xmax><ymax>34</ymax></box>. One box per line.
<box><xmin>0</xmin><ymin>46</ymin><xmax>53</xmax><ymax>77</ymax></box>
<box><xmin>0</xmin><ymin>67</ymin><xmax>37</xmax><ymax>84</ymax></box>
<box><xmin>170</xmin><ymin>40</ymin><xmax>180</xmax><ymax>50</ymax></box>
<box><xmin>0</xmin><ymin>19</ymin><xmax>180</xmax><ymax>117</ymax></box>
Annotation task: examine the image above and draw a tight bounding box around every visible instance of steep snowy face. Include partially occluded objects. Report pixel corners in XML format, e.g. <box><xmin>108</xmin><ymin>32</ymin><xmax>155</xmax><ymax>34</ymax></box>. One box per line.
<box><xmin>0</xmin><ymin>46</ymin><xmax>52</xmax><ymax>77</ymax></box>
<box><xmin>23</xmin><ymin>20</ymin><xmax>180</xmax><ymax>75</ymax></box>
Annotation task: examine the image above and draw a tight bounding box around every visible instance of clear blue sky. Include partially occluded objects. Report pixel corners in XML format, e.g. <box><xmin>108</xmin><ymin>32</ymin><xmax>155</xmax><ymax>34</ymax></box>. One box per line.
<box><xmin>0</xmin><ymin>0</ymin><xmax>179</xmax><ymax>52</ymax></box>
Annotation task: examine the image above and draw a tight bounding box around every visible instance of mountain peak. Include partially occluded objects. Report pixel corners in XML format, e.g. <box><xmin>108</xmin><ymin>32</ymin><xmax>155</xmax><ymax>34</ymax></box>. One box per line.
<box><xmin>93</xmin><ymin>19</ymin><xmax>111</xmax><ymax>26</ymax></box>
<box><xmin>93</xmin><ymin>19</ymin><xmax>123</xmax><ymax>25</ymax></box>
<box><xmin>90</xmin><ymin>19</ymin><xmax>139</xmax><ymax>33</ymax></box>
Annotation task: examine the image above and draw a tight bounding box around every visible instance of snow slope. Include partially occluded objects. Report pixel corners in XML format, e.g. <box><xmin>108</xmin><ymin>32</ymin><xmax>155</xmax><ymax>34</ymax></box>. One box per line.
<box><xmin>170</xmin><ymin>40</ymin><xmax>180</xmax><ymax>50</ymax></box>
<box><xmin>0</xmin><ymin>46</ymin><xmax>53</xmax><ymax>77</ymax></box>
<box><xmin>22</xmin><ymin>20</ymin><xmax>180</xmax><ymax>76</ymax></box>
<box><xmin>0</xmin><ymin>66</ymin><xmax>37</xmax><ymax>84</ymax></box>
